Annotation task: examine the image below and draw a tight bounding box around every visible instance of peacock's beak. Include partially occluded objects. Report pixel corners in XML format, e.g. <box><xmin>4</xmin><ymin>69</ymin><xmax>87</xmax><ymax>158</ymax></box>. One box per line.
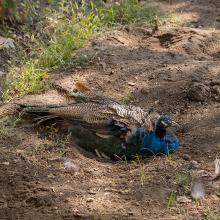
<box><xmin>171</xmin><ymin>120</ymin><xmax>180</xmax><ymax>127</ymax></box>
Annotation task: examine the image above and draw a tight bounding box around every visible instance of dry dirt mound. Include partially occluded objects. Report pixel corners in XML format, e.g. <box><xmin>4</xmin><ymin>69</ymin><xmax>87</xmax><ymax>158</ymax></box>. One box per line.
<box><xmin>157</xmin><ymin>29</ymin><xmax>220</xmax><ymax>60</ymax></box>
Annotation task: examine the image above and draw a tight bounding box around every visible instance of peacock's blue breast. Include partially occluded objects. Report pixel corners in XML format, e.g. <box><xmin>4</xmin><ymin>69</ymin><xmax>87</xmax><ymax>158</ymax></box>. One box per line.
<box><xmin>139</xmin><ymin>130</ymin><xmax>180</xmax><ymax>155</ymax></box>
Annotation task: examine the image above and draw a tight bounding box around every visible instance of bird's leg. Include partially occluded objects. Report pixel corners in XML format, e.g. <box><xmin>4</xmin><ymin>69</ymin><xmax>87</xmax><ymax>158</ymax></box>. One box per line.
<box><xmin>94</xmin><ymin>149</ymin><xmax>102</xmax><ymax>158</ymax></box>
<box><xmin>33</xmin><ymin>115</ymin><xmax>59</xmax><ymax>125</ymax></box>
<box><xmin>125</xmin><ymin>130</ymin><xmax>132</xmax><ymax>143</ymax></box>
<box><xmin>95</xmin><ymin>132</ymin><xmax>112</xmax><ymax>139</ymax></box>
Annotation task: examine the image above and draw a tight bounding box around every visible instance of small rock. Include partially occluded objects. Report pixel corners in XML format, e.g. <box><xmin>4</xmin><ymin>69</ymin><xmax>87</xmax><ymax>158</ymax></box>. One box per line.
<box><xmin>128</xmin><ymin>211</ymin><xmax>134</xmax><ymax>215</ymax></box>
<box><xmin>211</xmin><ymin>85</ymin><xmax>220</xmax><ymax>101</ymax></box>
<box><xmin>178</xmin><ymin>126</ymin><xmax>189</xmax><ymax>134</ymax></box>
<box><xmin>1</xmin><ymin>162</ymin><xmax>9</xmax><ymax>166</ymax></box>
<box><xmin>154</xmin><ymin>100</ymin><xmax>160</xmax><ymax>105</ymax></box>
<box><xmin>0</xmin><ymin>36</ymin><xmax>15</xmax><ymax>49</ymax></box>
<box><xmin>88</xmin><ymin>190</ymin><xmax>96</xmax><ymax>195</ymax></box>
<box><xmin>140</xmin><ymin>87</ymin><xmax>150</xmax><ymax>94</ymax></box>
<box><xmin>182</xmin><ymin>154</ymin><xmax>191</xmax><ymax>161</ymax></box>
<box><xmin>125</xmin><ymin>26</ymin><xmax>130</xmax><ymax>32</ymax></box>
<box><xmin>128</xmin><ymin>82</ymin><xmax>136</xmax><ymax>86</ymax></box>
<box><xmin>0</xmin><ymin>70</ymin><xmax>6</xmax><ymax>76</ymax></box>
<box><xmin>210</xmin><ymin>80</ymin><xmax>220</xmax><ymax>86</ymax></box>
<box><xmin>197</xmin><ymin>170</ymin><xmax>209</xmax><ymax>177</ymax></box>
<box><xmin>212</xmin><ymin>158</ymin><xmax>220</xmax><ymax>180</ymax></box>
<box><xmin>47</xmin><ymin>157</ymin><xmax>62</xmax><ymax>162</ymax></box>
<box><xmin>109</xmin><ymin>70</ymin><xmax>114</xmax><ymax>75</ymax></box>
<box><xmin>64</xmin><ymin>159</ymin><xmax>79</xmax><ymax>173</ymax></box>
<box><xmin>86</xmin><ymin>198</ymin><xmax>94</xmax><ymax>203</ymax></box>
<box><xmin>91</xmin><ymin>40</ymin><xmax>98</xmax><ymax>46</ymax></box>
<box><xmin>100</xmin><ymin>61</ymin><xmax>107</xmax><ymax>71</ymax></box>
<box><xmin>190</xmin><ymin>160</ymin><xmax>199</xmax><ymax>169</ymax></box>
<box><xmin>149</xmin><ymin>74</ymin><xmax>156</xmax><ymax>80</ymax></box>
<box><xmin>187</xmin><ymin>82</ymin><xmax>211</xmax><ymax>102</ymax></box>
<box><xmin>177</xmin><ymin>196</ymin><xmax>192</xmax><ymax>203</ymax></box>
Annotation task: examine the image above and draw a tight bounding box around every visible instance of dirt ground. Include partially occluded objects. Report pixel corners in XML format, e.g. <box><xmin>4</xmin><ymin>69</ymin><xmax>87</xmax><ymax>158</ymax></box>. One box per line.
<box><xmin>0</xmin><ymin>0</ymin><xmax>220</xmax><ymax>219</ymax></box>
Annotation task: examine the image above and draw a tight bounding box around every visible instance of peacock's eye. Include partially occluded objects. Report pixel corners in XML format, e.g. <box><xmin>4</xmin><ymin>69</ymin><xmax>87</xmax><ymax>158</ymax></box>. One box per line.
<box><xmin>161</xmin><ymin>120</ymin><xmax>168</xmax><ymax>127</ymax></box>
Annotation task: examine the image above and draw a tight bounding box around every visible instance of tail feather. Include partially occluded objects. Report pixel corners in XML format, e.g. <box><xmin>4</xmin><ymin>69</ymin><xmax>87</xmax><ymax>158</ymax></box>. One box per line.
<box><xmin>17</xmin><ymin>103</ymin><xmax>70</xmax><ymax>116</ymax></box>
<box><xmin>17</xmin><ymin>104</ymin><xmax>52</xmax><ymax>115</ymax></box>
<box><xmin>33</xmin><ymin>115</ymin><xmax>59</xmax><ymax>125</ymax></box>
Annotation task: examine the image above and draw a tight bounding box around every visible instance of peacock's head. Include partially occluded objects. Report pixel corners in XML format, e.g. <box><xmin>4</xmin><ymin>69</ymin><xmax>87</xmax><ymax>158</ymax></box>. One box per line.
<box><xmin>157</xmin><ymin>115</ymin><xmax>178</xmax><ymax>128</ymax></box>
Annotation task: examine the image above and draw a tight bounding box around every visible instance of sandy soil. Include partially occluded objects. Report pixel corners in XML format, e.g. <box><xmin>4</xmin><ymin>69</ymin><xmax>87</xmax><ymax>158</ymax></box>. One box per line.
<box><xmin>0</xmin><ymin>0</ymin><xmax>220</xmax><ymax>219</ymax></box>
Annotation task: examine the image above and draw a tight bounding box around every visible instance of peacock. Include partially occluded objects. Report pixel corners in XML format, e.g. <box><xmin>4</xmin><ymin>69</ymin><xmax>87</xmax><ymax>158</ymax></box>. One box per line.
<box><xmin>16</xmin><ymin>102</ymin><xmax>180</xmax><ymax>159</ymax></box>
<box><xmin>68</xmin><ymin>114</ymin><xmax>180</xmax><ymax>159</ymax></box>
<box><xmin>0</xmin><ymin>81</ymin><xmax>180</xmax><ymax>159</ymax></box>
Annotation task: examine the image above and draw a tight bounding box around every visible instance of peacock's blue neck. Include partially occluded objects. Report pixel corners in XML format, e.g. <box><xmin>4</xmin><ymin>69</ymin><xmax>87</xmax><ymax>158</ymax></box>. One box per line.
<box><xmin>155</xmin><ymin>125</ymin><xmax>167</xmax><ymax>139</ymax></box>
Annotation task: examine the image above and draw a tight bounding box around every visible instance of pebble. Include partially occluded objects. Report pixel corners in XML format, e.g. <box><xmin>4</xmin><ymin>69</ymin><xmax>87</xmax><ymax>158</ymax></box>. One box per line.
<box><xmin>128</xmin><ymin>211</ymin><xmax>134</xmax><ymax>215</ymax></box>
<box><xmin>182</xmin><ymin>154</ymin><xmax>191</xmax><ymax>161</ymax></box>
<box><xmin>210</xmin><ymin>80</ymin><xmax>220</xmax><ymax>86</ymax></box>
<box><xmin>1</xmin><ymin>162</ymin><xmax>9</xmax><ymax>166</ymax></box>
<box><xmin>140</xmin><ymin>87</ymin><xmax>150</xmax><ymax>94</ymax></box>
<box><xmin>177</xmin><ymin>196</ymin><xmax>192</xmax><ymax>203</ymax></box>
<box><xmin>0</xmin><ymin>36</ymin><xmax>15</xmax><ymax>49</ymax></box>
<box><xmin>212</xmin><ymin>158</ymin><xmax>220</xmax><ymax>179</ymax></box>
<box><xmin>86</xmin><ymin>198</ymin><xmax>94</xmax><ymax>203</ymax></box>
<box><xmin>190</xmin><ymin>160</ymin><xmax>199</xmax><ymax>169</ymax></box>
<box><xmin>88</xmin><ymin>191</ymin><xmax>96</xmax><ymax>195</ymax></box>
<box><xmin>100</xmin><ymin>61</ymin><xmax>107</xmax><ymax>71</ymax></box>
<box><xmin>64</xmin><ymin>160</ymin><xmax>79</xmax><ymax>173</ymax></box>
<box><xmin>128</xmin><ymin>82</ymin><xmax>136</xmax><ymax>86</ymax></box>
<box><xmin>0</xmin><ymin>70</ymin><xmax>6</xmax><ymax>76</ymax></box>
<box><xmin>211</xmin><ymin>85</ymin><xmax>220</xmax><ymax>101</ymax></box>
<box><xmin>187</xmin><ymin>82</ymin><xmax>211</xmax><ymax>102</ymax></box>
<box><xmin>109</xmin><ymin>70</ymin><xmax>114</xmax><ymax>75</ymax></box>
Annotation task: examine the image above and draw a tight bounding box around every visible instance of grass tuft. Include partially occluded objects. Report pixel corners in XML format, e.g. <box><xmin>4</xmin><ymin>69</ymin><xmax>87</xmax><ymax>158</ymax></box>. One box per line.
<box><xmin>167</xmin><ymin>191</ymin><xmax>176</xmax><ymax>209</ymax></box>
<box><xmin>175</xmin><ymin>172</ymin><xmax>191</xmax><ymax>193</ymax></box>
<box><xmin>0</xmin><ymin>116</ymin><xmax>20</xmax><ymax>137</ymax></box>
<box><xmin>3</xmin><ymin>0</ymin><xmax>175</xmax><ymax>99</ymax></box>
<box><xmin>206</xmin><ymin>211</ymin><xmax>220</xmax><ymax>220</ymax></box>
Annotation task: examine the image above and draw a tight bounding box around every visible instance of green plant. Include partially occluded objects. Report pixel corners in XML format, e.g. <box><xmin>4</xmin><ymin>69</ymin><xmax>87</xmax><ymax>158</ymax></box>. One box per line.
<box><xmin>3</xmin><ymin>7</ymin><xmax>99</xmax><ymax>98</ymax></box>
<box><xmin>206</xmin><ymin>211</ymin><xmax>220</xmax><ymax>220</ymax></box>
<box><xmin>212</xmin><ymin>187</ymin><xmax>220</xmax><ymax>195</ymax></box>
<box><xmin>123</xmin><ymin>91</ymin><xmax>135</xmax><ymax>104</ymax></box>
<box><xmin>0</xmin><ymin>0</ymin><xmax>16</xmax><ymax>19</ymax></box>
<box><xmin>175</xmin><ymin>172</ymin><xmax>191</xmax><ymax>193</ymax></box>
<box><xmin>99</xmin><ymin>0</ymin><xmax>164</xmax><ymax>25</ymax></box>
<box><xmin>166</xmin><ymin>150</ymin><xmax>173</xmax><ymax>161</ymax></box>
<box><xmin>0</xmin><ymin>116</ymin><xmax>20</xmax><ymax>137</ymax></box>
<box><xmin>20</xmin><ymin>0</ymin><xmax>40</xmax><ymax>23</ymax></box>
<box><xmin>1</xmin><ymin>0</ymin><xmax>16</xmax><ymax>9</ymax></box>
<box><xmin>132</xmin><ymin>155</ymin><xmax>146</xmax><ymax>186</ymax></box>
<box><xmin>167</xmin><ymin>191</ymin><xmax>176</xmax><ymax>209</ymax></box>
<box><xmin>27</xmin><ymin>127</ymin><xmax>71</xmax><ymax>158</ymax></box>
<box><xmin>3</xmin><ymin>0</ymin><xmax>174</xmax><ymax>100</ymax></box>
